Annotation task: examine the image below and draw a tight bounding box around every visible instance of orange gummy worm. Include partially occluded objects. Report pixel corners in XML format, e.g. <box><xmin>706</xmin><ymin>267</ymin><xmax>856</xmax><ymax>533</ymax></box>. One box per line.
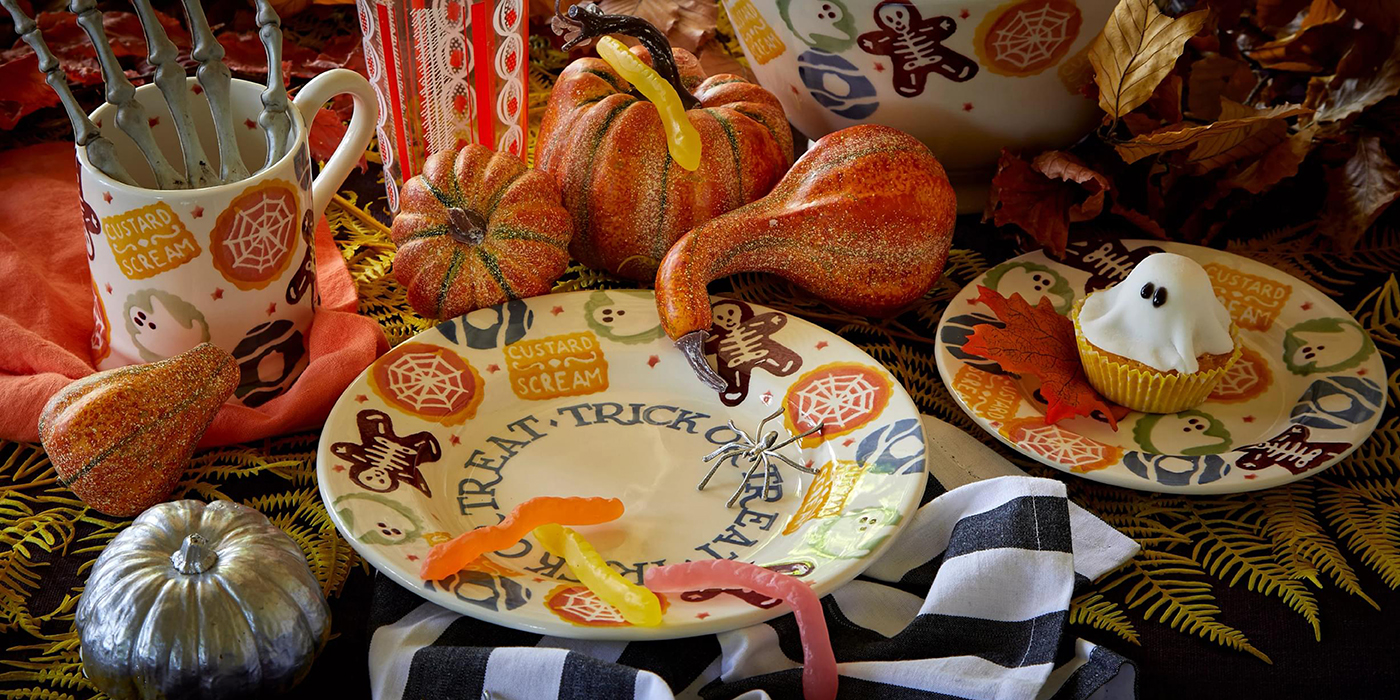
<box><xmin>419</xmin><ymin>496</ymin><xmax>624</xmax><ymax>581</ymax></box>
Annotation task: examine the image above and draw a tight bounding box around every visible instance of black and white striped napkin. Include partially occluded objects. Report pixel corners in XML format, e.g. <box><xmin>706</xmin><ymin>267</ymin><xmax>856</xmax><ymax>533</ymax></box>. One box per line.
<box><xmin>366</xmin><ymin>417</ymin><xmax>1140</xmax><ymax>700</ymax></box>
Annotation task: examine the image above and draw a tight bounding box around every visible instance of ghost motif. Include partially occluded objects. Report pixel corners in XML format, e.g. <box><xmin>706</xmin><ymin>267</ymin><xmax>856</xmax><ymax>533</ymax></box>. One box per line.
<box><xmin>334</xmin><ymin>493</ymin><xmax>425</xmax><ymax>546</ymax></box>
<box><xmin>332</xmin><ymin>409</ymin><xmax>441</xmax><ymax>497</ymax></box>
<box><xmin>1077</xmin><ymin>253</ymin><xmax>1235</xmax><ymax>374</ymax></box>
<box><xmin>123</xmin><ymin>289</ymin><xmax>211</xmax><ymax>362</ymax></box>
<box><xmin>1282</xmin><ymin>318</ymin><xmax>1376</xmax><ymax>375</ymax></box>
<box><xmin>705</xmin><ymin>300</ymin><xmax>802</xmax><ymax>406</ymax></box>
<box><xmin>857</xmin><ymin>1</ymin><xmax>978</xmax><ymax>94</ymax></box>
<box><xmin>984</xmin><ymin>261</ymin><xmax>1075</xmax><ymax>314</ymax></box>
<box><xmin>584</xmin><ymin>290</ymin><xmax>663</xmax><ymax>344</ymax></box>
<box><xmin>779</xmin><ymin>0</ymin><xmax>857</xmax><ymax>52</ymax></box>
<box><xmin>791</xmin><ymin>506</ymin><xmax>902</xmax><ymax>560</ymax></box>
<box><xmin>1132</xmin><ymin>410</ymin><xmax>1232</xmax><ymax>455</ymax></box>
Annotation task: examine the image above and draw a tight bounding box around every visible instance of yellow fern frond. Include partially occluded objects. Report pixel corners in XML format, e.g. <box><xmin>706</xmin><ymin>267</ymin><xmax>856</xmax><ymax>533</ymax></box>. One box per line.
<box><xmin>1186</xmin><ymin>513</ymin><xmax>1322</xmax><ymax>640</ymax></box>
<box><xmin>1320</xmin><ymin>483</ymin><xmax>1400</xmax><ymax>589</ymax></box>
<box><xmin>1069</xmin><ymin>592</ymin><xmax>1140</xmax><ymax>645</ymax></box>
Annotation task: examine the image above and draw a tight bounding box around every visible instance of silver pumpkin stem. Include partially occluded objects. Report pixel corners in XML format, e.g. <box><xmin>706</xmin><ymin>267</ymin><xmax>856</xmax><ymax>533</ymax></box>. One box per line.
<box><xmin>181</xmin><ymin>0</ymin><xmax>248</xmax><ymax>182</ymax></box>
<box><xmin>70</xmin><ymin>0</ymin><xmax>186</xmax><ymax>189</ymax></box>
<box><xmin>0</xmin><ymin>0</ymin><xmax>133</xmax><ymax>185</ymax></box>
<box><xmin>253</xmin><ymin>0</ymin><xmax>292</xmax><ymax>171</ymax></box>
<box><xmin>131</xmin><ymin>0</ymin><xmax>216</xmax><ymax>187</ymax></box>
<box><xmin>170</xmin><ymin>533</ymin><xmax>218</xmax><ymax>575</ymax></box>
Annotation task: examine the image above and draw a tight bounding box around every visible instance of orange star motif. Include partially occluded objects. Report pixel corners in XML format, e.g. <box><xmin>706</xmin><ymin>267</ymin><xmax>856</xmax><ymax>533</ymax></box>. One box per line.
<box><xmin>963</xmin><ymin>102</ymin><xmax>974</xmax><ymax>111</ymax></box>
<box><xmin>449</xmin><ymin>435</ymin><xmax>462</xmax><ymax>446</ymax></box>
<box><xmin>211</xmin><ymin>288</ymin><xmax>224</xmax><ymax>300</ymax></box>
<box><xmin>148</xmin><ymin>116</ymin><xmax>160</xmax><ymax>127</ymax></box>
<box><xmin>192</xmin><ymin>205</ymin><xmax>204</xmax><ymax>218</ymax></box>
<box><xmin>696</xmin><ymin>612</ymin><xmax>711</xmax><ymax>619</ymax></box>
<box><xmin>815</xmin><ymin>341</ymin><xmax>828</xmax><ymax>350</ymax></box>
<box><xmin>245</xmin><ymin>118</ymin><xmax>257</xmax><ymax>130</ymax></box>
<box><xmin>1301</xmin><ymin>302</ymin><xmax>1313</xmax><ymax>310</ymax></box>
<box><xmin>102</xmin><ymin>191</ymin><xmax>112</xmax><ymax>203</ymax></box>
<box><xmin>354</xmin><ymin>394</ymin><xmax>369</xmax><ymax>403</ymax></box>
<box><xmin>406</xmin><ymin>554</ymin><xmax>419</xmax><ymax>561</ymax></box>
<box><xmin>192</xmin><ymin>84</ymin><xmax>203</xmax><ymax>95</ymax></box>
<box><xmin>104</xmin><ymin>283</ymin><xmax>112</xmax><ymax>293</ymax></box>
<box><xmin>647</xmin><ymin>355</ymin><xmax>660</xmax><ymax>367</ymax></box>
<box><xmin>486</xmin><ymin>364</ymin><xmax>501</xmax><ymax>373</ymax></box>
<box><xmin>266</xmin><ymin>302</ymin><xmax>277</xmax><ymax>315</ymax></box>
<box><xmin>551</xmin><ymin>305</ymin><xmax>565</xmax><ymax>316</ymax></box>
<box><xmin>332</xmin><ymin>465</ymin><xmax>345</xmax><ymax>472</ymax></box>
<box><xmin>959</xmin><ymin>8</ymin><xmax>970</xmax><ymax>18</ymax></box>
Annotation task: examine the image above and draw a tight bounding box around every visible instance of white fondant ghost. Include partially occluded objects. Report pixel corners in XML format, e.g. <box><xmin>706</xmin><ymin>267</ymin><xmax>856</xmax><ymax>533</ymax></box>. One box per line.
<box><xmin>1078</xmin><ymin>253</ymin><xmax>1234</xmax><ymax>374</ymax></box>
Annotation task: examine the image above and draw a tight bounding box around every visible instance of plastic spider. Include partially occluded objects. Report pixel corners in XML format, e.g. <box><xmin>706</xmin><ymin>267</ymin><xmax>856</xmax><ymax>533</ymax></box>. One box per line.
<box><xmin>698</xmin><ymin>408</ymin><xmax>823</xmax><ymax>508</ymax></box>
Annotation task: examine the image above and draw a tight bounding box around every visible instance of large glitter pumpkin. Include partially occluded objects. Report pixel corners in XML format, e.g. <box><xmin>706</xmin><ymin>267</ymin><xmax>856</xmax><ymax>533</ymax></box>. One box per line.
<box><xmin>535</xmin><ymin>7</ymin><xmax>793</xmax><ymax>281</ymax></box>
<box><xmin>390</xmin><ymin>144</ymin><xmax>573</xmax><ymax>320</ymax></box>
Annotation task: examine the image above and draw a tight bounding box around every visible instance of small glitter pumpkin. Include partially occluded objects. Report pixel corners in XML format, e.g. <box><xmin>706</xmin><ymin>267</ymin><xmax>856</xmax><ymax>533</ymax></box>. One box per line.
<box><xmin>390</xmin><ymin>144</ymin><xmax>574</xmax><ymax>320</ymax></box>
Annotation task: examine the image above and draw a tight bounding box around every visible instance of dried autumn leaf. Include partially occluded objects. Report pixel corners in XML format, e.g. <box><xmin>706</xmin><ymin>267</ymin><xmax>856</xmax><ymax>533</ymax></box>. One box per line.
<box><xmin>1089</xmin><ymin>0</ymin><xmax>1209</xmax><ymax>118</ymax></box>
<box><xmin>1318</xmin><ymin>134</ymin><xmax>1400</xmax><ymax>250</ymax></box>
<box><xmin>598</xmin><ymin>0</ymin><xmax>718</xmax><ymax>53</ymax></box>
<box><xmin>1316</xmin><ymin>31</ymin><xmax>1400</xmax><ymax>122</ymax></box>
<box><xmin>962</xmin><ymin>286</ymin><xmax>1121</xmax><ymax>429</ymax></box>
<box><xmin>1114</xmin><ymin>101</ymin><xmax>1311</xmax><ymax>172</ymax></box>
<box><xmin>1335</xmin><ymin>0</ymin><xmax>1400</xmax><ymax>32</ymax></box>
<box><xmin>1227</xmin><ymin>124</ymin><xmax>1318</xmax><ymax>193</ymax></box>
<box><xmin>1145</xmin><ymin>72</ymin><xmax>1184</xmax><ymax>122</ymax></box>
<box><xmin>1188</xmin><ymin>55</ymin><xmax>1258</xmax><ymax>119</ymax></box>
<box><xmin>308</xmin><ymin>107</ymin><xmax>368</xmax><ymax>172</ymax></box>
<box><xmin>1111</xmin><ymin>202</ymin><xmax>1169</xmax><ymax>238</ymax></box>
<box><xmin>1256</xmin><ymin>0</ymin><xmax>1312</xmax><ymax>27</ymax></box>
<box><xmin>985</xmin><ymin>150</ymin><xmax>1109</xmax><ymax>257</ymax></box>
<box><xmin>1244</xmin><ymin>9</ymin><xmax>1352</xmax><ymax>74</ymax></box>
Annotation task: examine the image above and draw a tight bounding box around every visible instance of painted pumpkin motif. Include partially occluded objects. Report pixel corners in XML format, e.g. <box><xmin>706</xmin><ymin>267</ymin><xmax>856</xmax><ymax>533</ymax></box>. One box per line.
<box><xmin>391</xmin><ymin>144</ymin><xmax>573</xmax><ymax>321</ymax></box>
<box><xmin>535</xmin><ymin>8</ymin><xmax>793</xmax><ymax>281</ymax></box>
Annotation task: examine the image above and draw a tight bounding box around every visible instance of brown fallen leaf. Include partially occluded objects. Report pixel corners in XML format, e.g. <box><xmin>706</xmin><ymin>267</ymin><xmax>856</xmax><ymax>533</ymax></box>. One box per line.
<box><xmin>1318</xmin><ymin>134</ymin><xmax>1400</xmax><ymax>250</ymax></box>
<box><xmin>1245</xmin><ymin>18</ymin><xmax>1352</xmax><ymax>73</ymax></box>
<box><xmin>1089</xmin><ymin>0</ymin><xmax>1209</xmax><ymax>119</ymax></box>
<box><xmin>1187</xmin><ymin>55</ymin><xmax>1258</xmax><ymax>119</ymax></box>
<box><xmin>1226</xmin><ymin>124</ymin><xmax>1318</xmax><ymax>193</ymax></box>
<box><xmin>1316</xmin><ymin>29</ymin><xmax>1400</xmax><ymax>122</ymax></box>
<box><xmin>985</xmin><ymin>150</ymin><xmax>1109</xmax><ymax>257</ymax></box>
<box><xmin>598</xmin><ymin>0</ymin><xmax>718</xmax><ymax>53</ymax></box>
<box><xmin>1146</xmin><ymin>72</ymin><xmax>1184</xmax><ymax>123</ymax></box>
<box><xmin>1114</xmin><ymin>101</ymin><xmax>1311</xmax><ymax>171</ymax></box>
<box><xmin>1335</xmin><ymin>0</ymin><xmax>1400</xmax><ymax>32</ymax></box>
<box><xmin>1110</xmin><ymin>201</ymin><xmax>1169</xmax><ymax>238</ymax></box>
<box><xmin>1255</xmin><ymin>0</ymin><xmax>1313</xmax><ymax>27</ymax></box>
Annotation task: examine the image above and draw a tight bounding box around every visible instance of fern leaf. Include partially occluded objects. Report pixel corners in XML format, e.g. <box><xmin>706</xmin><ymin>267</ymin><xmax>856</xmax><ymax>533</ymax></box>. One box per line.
<box><xmin>1186</xmin><ymin>513</ymin><xmax>1322</xmax><ymax>640</ymax></box>
<box><xmin>1069</xmin><ymin>592</ymin><xmax>1140</xmax><ymax>645</ymax></box>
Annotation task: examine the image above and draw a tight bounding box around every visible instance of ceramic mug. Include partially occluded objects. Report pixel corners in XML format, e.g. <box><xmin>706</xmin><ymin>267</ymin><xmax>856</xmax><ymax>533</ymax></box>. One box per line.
<box><xmin>721</xmin><ymin>0</ymin><xmax>1114</xmax><ymax>210</ymax></box>
<box><xmin>75</xmin><ymin>70</ymin><xmax>377</xmax><ymax>407</ymax></box>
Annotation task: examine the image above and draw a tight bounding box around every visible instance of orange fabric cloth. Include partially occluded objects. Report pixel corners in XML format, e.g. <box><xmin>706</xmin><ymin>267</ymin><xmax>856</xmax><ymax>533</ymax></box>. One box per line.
<box><xmin>0</xmin><ymin>142</ymin><xmax>388</xmax><ymax>446</ymax></box>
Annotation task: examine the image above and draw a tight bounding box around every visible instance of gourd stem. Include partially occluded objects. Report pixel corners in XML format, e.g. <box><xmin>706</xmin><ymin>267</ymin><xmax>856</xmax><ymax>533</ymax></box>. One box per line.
<box><xmin>555</xmin><ymin>2</ymin><xmax>700</xmax><ymax>110</ymax></box>
<box><xmin>675</xmin><ymin>330</ymin><xmax>727</xmax><ymax>392</ymax></box>
<box><xmin>171</xmin><ymin>533</ymin><xmax>218</xmax><ymax>575</ymax></box>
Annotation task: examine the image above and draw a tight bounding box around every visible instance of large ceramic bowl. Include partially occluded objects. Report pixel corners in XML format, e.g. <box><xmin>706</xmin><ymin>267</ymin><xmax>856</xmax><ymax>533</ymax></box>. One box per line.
<box><xmin>721</xmin><ymin>0</ymin><xmax>1114</xmax><ymax>207</ymax></box>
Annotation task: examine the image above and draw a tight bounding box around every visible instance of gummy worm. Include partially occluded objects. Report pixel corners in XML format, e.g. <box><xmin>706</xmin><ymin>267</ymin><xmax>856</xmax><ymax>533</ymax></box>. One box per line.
<box><xmin>420</xmin><ymin>496</ymin><xmax>624</xmax><ymax>581</ymax></box>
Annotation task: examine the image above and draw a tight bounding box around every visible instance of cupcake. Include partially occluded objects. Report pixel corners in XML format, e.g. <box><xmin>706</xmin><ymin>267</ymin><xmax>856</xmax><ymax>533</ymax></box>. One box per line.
<box><xmin>1071</xmin><ymin>253</ymin><xmax>1241</xmax><ymax>413</ymax></box>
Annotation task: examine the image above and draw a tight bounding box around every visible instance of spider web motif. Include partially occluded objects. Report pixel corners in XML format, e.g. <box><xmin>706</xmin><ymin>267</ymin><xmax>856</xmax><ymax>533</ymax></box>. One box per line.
<box><xmin>553</xmin><ymin>588</ymin><xmax>626</xmax><ymax>624</ymax></box>
<box><xmin>1214</xmin><ymin>359</ymin><xmax>1262</xmax><ymax>395</ymax></box>
<box><xmin>792</xmin><ymin>371</ymin><xmax>882</xmax><ymax>428</ymax></box>
<box><xmin>1016</xmin><ymin>424</ymin><xmax>1107</xmax><ymax>467</ymax></box>
<box><xmin>383</xmin><ymin>352</ymin><xmax>474</xmax><ymax>413</ymax></box>
<box><xmin>989</xmin><ymin>5</ymin><xmax>1076</xmax><ymax>70</ymax></box>
<box><xmin>225</xmin><ymin>195</ymin><xmax>296</xmax><ymax>273</ymax></box>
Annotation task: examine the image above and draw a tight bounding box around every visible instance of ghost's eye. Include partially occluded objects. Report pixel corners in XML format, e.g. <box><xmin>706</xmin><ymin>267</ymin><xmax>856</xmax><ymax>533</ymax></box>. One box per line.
<box><xmin>1140</xmin><ymin>282</ymin><xmax>1155</xmax><ymax>300</ymax></box>
<box><xmin>1152</xmin><ymin>287</ymin><xmax>1168</xmax><ymax>307</ymax></box>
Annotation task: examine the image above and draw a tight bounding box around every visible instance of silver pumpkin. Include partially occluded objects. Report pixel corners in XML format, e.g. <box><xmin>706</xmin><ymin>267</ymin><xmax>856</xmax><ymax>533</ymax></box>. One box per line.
<box><xmin>76</xmin><ymin>499</ymin><xmax>330</xmax><ymax>700</ymax></box>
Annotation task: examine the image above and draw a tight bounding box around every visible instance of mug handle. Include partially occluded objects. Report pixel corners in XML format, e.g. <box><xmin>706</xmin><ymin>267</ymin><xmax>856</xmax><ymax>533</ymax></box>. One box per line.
<box><xmin>292</xmin><ymin>68</ymin><xmax>380</xmax><ymax>221</ymax></box>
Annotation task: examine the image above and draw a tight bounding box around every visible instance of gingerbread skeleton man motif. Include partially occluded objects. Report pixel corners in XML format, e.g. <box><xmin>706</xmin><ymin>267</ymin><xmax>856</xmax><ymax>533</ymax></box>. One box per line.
<box><xmin>705</xmin><ymin>300</ymin><xmax>802</xmax><ymax>406</ymax></box>
<box><xmin>332</xmin><ymin>409</ymin><xmax>441</xmax><ymax>496</ymax></box>
<box><xmin>858</xmin><ymin>1</ymin><xmax>978</xmax><ymax>94</ymax></box>
<box><xmin>1234</xmin><ymin>425</ymin><xmax>1349</xmax><ymax>476</ymax></box>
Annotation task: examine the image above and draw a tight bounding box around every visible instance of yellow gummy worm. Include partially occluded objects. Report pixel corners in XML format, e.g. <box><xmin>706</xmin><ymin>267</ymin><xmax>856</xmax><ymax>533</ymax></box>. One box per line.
<box><xmin>533</xmin><ymin>523</ymin><xmax>663</xmax><ymax>627</ymax></box>
<box><xmin>594</xmin><ymin>36</ymin><xmax>702</xmax><ymax>172</ymax></box>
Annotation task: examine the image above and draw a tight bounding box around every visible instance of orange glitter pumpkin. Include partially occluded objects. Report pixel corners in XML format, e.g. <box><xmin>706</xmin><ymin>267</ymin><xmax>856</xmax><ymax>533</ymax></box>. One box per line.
<box><xmin>535</xmin><ymin>7</ymin><xmax>793</xmax><ymax>281</ymax></box>
<box><xmin>391</xmin><ymin>144</ymin><xmax>573</xmax><ymax>321</ymax></box>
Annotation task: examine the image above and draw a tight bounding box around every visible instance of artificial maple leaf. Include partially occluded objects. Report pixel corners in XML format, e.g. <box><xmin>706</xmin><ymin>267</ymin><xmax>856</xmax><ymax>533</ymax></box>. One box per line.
<box><xmin>1089</xmin><ymin>0</ymin><xmax>1209</xmax><ymax>119</ymax></box>
<box><xmin>1316</xmin><ymin>29</ymin><xmax>1400</xmax><ymax>123</ymax></box>
<box><xmin>308</xmin><ymin>107</ymin><xmax>368</xmax><ymax>172</ymax></box>
<box><xmin>1318</xmin><ymin>134</ymin><xmax>1400</xmax><ymax>250</ymax></box>
<box><xmin>597</xmin><ymin>0</ymin><xmax>718</xmax><ymax>53</ymax></box>
<box><xmin>962</xmin><ymin>286</ymin><xmax>1120</xmax><ymax>429</ymax></box>
<box><xmin>1114</xmin><ymin>101</ymin><xmax>1311</xmax><ymax>171</ymax></box>
<box><xmin>985</xmin><ymin>150</ymin><xmax>1109</xmax><ymax>257</ymax></box>
<box><xmin>1187</xmin><ymin>55</ymin><xmax>1259</xmax><ymax>119</ymax></box>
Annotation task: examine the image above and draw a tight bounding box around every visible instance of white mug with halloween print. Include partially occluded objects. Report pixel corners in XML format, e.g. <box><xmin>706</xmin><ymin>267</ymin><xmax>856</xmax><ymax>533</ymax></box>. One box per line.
<box><xmin>721</xmin><ymin>0</ymin><xmax>1115</xmax><ymax>210</ymax></box>
<box><xmin>76</xmin><ymin>70</ymin><xmax>377</xmax><ymax>407</ymax></box>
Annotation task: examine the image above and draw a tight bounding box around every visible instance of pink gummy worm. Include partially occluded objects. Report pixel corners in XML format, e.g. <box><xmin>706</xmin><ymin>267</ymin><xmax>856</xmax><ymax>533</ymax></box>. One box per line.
<box><xmin>646</xmin><ymin>560</ymin><xmax>837</xmax><ymax>700</ymax></box>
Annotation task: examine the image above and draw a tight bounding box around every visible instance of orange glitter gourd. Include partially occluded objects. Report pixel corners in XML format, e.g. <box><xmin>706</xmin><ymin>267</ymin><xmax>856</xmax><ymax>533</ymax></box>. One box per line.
<box><xmin>38</xmin><ymin>343</ymin><xmax>239</xmax><ymax>517</ymax></box>
<box><xmin>391</xmin><ymin>144</ymin><xmax>573</xmax><ymax>321</ymax></box>
<box><xmin>656</xmin><ymin>125</ymin><xmax>957</xmax><ymax>390</ymax></box>
<box><xmin>536</xmin><ymin>6</ymin><xmax>793</xmax><ymax>282</ymax></box>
